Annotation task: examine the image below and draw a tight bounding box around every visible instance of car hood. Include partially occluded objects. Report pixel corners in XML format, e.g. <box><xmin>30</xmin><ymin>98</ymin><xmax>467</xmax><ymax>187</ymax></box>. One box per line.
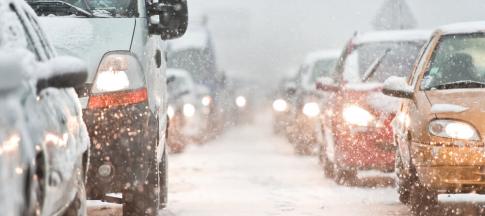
<box><xmin>39</xmin><ymin>18</ymin><xmax>135</xmax><ymax>83</ymax></box>
<box><xmin>344</xmin><ymin>82</ymin><xmax>401</xmax><ymax>114</ymax></box>
<box><xmin>425</xmin><ymin>89</ymin><xmax>485</xmax><ymax>134</ymax></box>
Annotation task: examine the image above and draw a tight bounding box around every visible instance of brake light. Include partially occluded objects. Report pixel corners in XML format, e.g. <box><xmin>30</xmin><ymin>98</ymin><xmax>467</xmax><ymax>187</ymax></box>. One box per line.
<box><xmin>87</xmin><ymin>88</ymin><xmax>148</xmax><ymax>109</ymax></box>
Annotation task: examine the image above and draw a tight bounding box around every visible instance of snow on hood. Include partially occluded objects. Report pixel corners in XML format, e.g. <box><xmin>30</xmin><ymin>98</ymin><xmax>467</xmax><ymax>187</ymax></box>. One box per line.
<box><xmin>39</xmin><ymin>18</ymin><xmax>135</xmax><ymax>82</ymax></box>
<box><xmin>430</xmin><ymin>104</ymin><xmax>469</xmax><ymax>114</ymax></box>
<box><xmin>439</xmin><ymin>21</ymin><xmax>485</xmax><ymax>35</ymax></box>
<box><xmin>366</xmin><ymin>92</ymin><xmax>401</xmax><ymax>113</ymax></box>
<box><xmin>353</xmin><ymin>30</ymin><xmax>432</xmax><ymax>45</ymax></box>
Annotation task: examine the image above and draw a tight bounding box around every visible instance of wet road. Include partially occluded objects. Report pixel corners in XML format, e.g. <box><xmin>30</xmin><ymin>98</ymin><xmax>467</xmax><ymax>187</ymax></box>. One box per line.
<box><xmin>88</xmin><ymin>113</ymin><xmax>485</xmax><ymax>216</ymax></box>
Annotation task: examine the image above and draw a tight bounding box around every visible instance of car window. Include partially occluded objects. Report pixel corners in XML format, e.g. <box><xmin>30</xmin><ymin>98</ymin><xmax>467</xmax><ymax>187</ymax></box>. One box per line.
<box><xmin>309</xmin><ymin>59</ymin><xmax>337</xmax><ymax>83</ymax></box>
<box><xmin>421</xmin><ymin>34</ymin><xmax>485</xmax><ymax>90</ymax></box>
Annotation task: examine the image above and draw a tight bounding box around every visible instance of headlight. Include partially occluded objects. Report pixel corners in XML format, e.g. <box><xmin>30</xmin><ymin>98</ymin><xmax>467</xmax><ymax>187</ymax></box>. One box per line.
<box><xmin>201</xmin><ymin>96</ymin><xmax>212</xmax><ymax>107</ymax></box>
<box><xmin>429</xmin><ymin>120</ymin><xmax>479</xmax><ymax>141</ymax></box>
<box><xmin>167</xmin><ymin>105</ymin><xmax>175</xmax><ymax>119</ymax></box>
<box><xmin>273</xmin><ymin>99</ymin><xmax>288</xmax><ymax>112</ymax></box>
<box><xmin>183</xmin><ymin>103</ymin><xmax>196</xmax><ymax>117</ymax></box>
<box><xmin>302</xmin><ymin>102</ymin><xmax>320</xmax><ymax>117</ymax></box>
<box><xmin>92</xmin><ymin>53</ymin><xmax>144</xmax><ymax>94</ymax></box>
<box><xmin>342</xmin><ymin>105</ymin><xmax>375</xmax><ymax>127</ymax></box>
<box><xmin>236</xmin><ymin>96</ymin><xmax>247</xmax><ymax>108</ymax></box>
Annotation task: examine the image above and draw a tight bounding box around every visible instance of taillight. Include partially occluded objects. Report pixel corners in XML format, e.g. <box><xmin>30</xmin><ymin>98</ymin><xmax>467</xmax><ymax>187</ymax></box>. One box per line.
<box><xmin>88</xmin><ymin>52</ymin><xmax>146</xmax><ymax>109</ymax></box>
<box><xmin>88</xmin><ymin>88</ymin><xmax>147</xmax><ymax>109</ymax></box>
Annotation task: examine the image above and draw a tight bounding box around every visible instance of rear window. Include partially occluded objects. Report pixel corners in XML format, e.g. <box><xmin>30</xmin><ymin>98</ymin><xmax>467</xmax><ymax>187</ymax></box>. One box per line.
<box><xmin>343</xmin><ymin>41</ymin><xmax>425</xmax><ymax>83</ymax></box>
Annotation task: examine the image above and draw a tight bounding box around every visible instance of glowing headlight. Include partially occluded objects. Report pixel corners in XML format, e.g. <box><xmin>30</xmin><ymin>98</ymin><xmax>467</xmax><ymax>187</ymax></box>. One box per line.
<box><xmin>302</xmin><ymin>102</ymin><xmax>320</xmax><ymax>117</ymax></box>
<box><xmin>201</xmin><ymin>96</ymin><xmax>212</xmax><ymax>107</ymax></box>
<box><xmin>236</xmin><ymin>96</ymin><xmax>247</xmax><ymax>108</ymax></box>
<box><xmin>183</xmin><ymin>103</ymin><xmax>196</xmax><ymax>117</ymax></box>
<box><xmin>342</xmin><ymin>105</ymin><xmax>375</xmax><ymax>127</ymax></box>
<box><xmin>429</xmin><ymin>120</ymin><xmax>479</xmax><ymax>141</ymax></box>
<box><xmin>273</xmin><ymin>99</ymin><xmax>288</xmax><ymax>112</ymax></box>
<box><xmin>167</xmin><ymin>105</ymin><xmax>175</xmax><ymax>119</ymax></box>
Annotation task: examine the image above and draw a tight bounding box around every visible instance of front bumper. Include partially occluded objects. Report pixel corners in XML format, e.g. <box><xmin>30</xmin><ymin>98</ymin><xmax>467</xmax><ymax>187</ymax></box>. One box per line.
<box><xmin>412</xmin><ymin>142</ymin><xmax>485</xmax><ymax>193</ymax></box>
<box><xmin>335</xmin><ymin>125</ymin><xmax>395</xmax><ymax>171</ymax></box>
<box><xmin>83</xmin><ymin>102</ymin><xmax>158</xmax><ymax>197</ymax></box>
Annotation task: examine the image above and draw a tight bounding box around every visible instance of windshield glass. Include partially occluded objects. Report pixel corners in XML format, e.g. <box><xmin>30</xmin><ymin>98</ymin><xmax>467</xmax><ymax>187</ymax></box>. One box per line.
<box><xmin>27</xmin><ymin>0</ymin><xmax>138</xmax><ymax>17</ymax></box>
<box><xmin>310</xmin><ymin>59</ymin><xmax>337</xmax><ymax>83</ymax></box>
<box><xmin>421</xmin><ymin>34</ymin><xmax>485</xmax><ymax>90</ymax></box>
<box><xmin>344</xmin><ymin>41</ymin><xmax>425</xmax><ymax>83</ymax></box>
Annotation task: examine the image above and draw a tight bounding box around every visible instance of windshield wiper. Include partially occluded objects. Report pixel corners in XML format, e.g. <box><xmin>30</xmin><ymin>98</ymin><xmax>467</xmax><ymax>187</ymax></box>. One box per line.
<box><xmin>428</xmin><ymin>80</ymin><xmax>485</xmax><ymax>90</ymax></box>
<box><xmin>28</xmin><ymin>1</ymin><xmax>93</xmax><ymax>17</ymax></box>
<box><xmin>362</xmin><ymin>48</ymin><xmax>392</xmax><ymax>82</ymax></box>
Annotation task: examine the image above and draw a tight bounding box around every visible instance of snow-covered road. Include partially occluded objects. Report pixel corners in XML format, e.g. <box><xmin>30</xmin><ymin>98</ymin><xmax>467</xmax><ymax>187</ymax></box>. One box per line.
<box><xmin>88</xmin><ymin>112</ymin><xmax>485</xmax><ymax>216</ymax></box>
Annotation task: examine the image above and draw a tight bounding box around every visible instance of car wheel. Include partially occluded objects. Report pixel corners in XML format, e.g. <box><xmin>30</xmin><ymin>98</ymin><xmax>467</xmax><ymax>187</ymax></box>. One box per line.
<box><xmin>159</xmin><ymin>146</ymin><xmax>168</xmax><ymax>208</ymax></box>
<box><xmin>334</xmin><ymin>166</ymin><xmax>357</xmax><ymax>186</ymax></box>
<box><xmin>409</xmin><ymin>170</ymin><xmax>438</xmax><ymax>215</ymax></box>
<box><xmin>395</xmin><ymin>153</ymin><xmax>411</xmax><ymax>205</ymax></box>
<box><xmin>122</xmin><ymin>158</ymin><xmax>160</xmax><ymax>216</ymax></box>
<box><xmin>62</xmin><ymin>167</ymin><xmax>87</xmax><ymax>216</ymax></box>
<box><xmin>318</xmin><ymin>139</ymin><xmax>334</xmax><ymax>178</ymax></box>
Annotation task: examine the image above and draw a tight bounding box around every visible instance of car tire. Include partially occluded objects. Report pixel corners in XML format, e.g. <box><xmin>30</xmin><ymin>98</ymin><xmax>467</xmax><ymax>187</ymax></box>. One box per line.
<box><xmin>122</xmin><ymin>158</ymin><xmax>160</xmax><ymax>216</ymax></box>
<box><xmin>409</xmin><ymin>170</ymin><xmax>438</xmax><ymax>215</ymax></box>
<box><xmin>334</xmin><ymin>166</ymin><xmax>357</xmax><ymax>186</ymax></box>
<box><xmin>318</xmin><ymin>139</ymin><xmax>334</xmax><ymax>178</ymax></box>
<box><xmin>395</xmin><ymin>153</ymin><xmax>411</xmax><ymax>205</ymax></box>
<box><xmin>159</xmin><ymin>147</ymin><xmax>168</xmax><ymax>208</ymax></box>
<box><xmin>62</xmin><ymin>167</ymin><xmax>87</xmax><ymax>216</ymax></box>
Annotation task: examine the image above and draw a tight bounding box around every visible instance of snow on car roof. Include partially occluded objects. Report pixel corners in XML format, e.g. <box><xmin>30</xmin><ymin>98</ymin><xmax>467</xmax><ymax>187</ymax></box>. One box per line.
<box><xmin>438</xmin><ymin>21</ymin><xmax>485</xmax><ymax>35</ymax></box>
<box><xmin>303</xmin><ymin>49</ymin><xmax>341</xmax><ymax>65</ymax></box>
<box><xmin>353</xmin><ymin>30</ymin><xmax>432</xmax><ymax>45</ymax></box>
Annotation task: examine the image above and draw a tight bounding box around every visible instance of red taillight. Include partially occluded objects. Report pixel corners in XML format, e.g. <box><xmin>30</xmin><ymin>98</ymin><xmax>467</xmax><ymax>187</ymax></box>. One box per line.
<box><xmin>87</xmin><ymin>88</ymin><xmax>148</xmax><ymax>109</ymax></box>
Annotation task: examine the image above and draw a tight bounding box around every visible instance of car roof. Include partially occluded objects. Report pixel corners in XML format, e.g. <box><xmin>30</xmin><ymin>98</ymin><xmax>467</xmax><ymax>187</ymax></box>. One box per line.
<box><xmin>353</xmin><ymin>30</ymin><xmax>432</xmax><ymax>45</ymax></box>
<box><xmin>437</xmin><ymin>21</ymin><xmax>485</xmax><ymax>35</ymax></box>
<box><xmin>303</xmin><ymin>49</ymin><xmax>341</xmax><ymax>65</ymax></box>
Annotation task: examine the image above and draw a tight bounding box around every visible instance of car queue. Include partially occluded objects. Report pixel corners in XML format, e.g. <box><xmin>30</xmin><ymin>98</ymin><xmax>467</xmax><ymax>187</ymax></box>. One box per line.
<box><xmin>272</xmin><ymin>23</ymin><xmax>485</xmax><ymax>215</ymax></box>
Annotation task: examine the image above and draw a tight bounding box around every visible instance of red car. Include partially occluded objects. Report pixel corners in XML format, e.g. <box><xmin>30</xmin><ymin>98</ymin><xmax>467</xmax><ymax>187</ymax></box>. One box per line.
<box><xmin>316</xmin><ymin>30</ymin><xmax>430</xmax><ymax>184</ymax></box>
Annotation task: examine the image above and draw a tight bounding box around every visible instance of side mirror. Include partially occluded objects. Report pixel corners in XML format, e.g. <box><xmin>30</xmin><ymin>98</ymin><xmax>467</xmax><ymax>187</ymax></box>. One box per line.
<box><xmin>148</xmin><ymin>0</ymin><xmax>188</xmax><ymax>40</ymax></box>
<box><xmin>36</xmin><ymin>56</ymin><xmax>87</xmax><ymax>93</ymax></box>
<box><xmin>382</xmin><ymin>76</ymin><xmax>414</xmax><ymax>99</ymax></box>
<box><xmin>316</xmin><ymin>77</ymin><xmax>340</xmax><ymax>92</ymax></box>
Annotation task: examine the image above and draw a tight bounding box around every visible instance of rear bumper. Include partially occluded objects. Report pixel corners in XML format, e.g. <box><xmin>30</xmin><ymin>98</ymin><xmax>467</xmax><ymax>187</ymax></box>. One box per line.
<box><xmin>335</xmin><ymin>125</ymin><xmax>395</xmax><ymax>171</ymax></box>
<box><xmin>83</xmin><ymin>102</ymin><xmax>158</xmax><ymax>197</ymax></box>
<box><xmin>412</xmin><ymin>143</ymin><xmax>485</xmax><ymax>193</ymax></box>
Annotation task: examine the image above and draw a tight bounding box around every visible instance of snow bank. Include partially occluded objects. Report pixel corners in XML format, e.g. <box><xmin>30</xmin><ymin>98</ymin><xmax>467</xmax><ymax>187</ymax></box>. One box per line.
<box><xmin>353</xmin><ymin>30</ymin><xmax>432</xmax><ymax>45</ymax></box>
<box><xmin>431</xmin><ymin>104</ymin><xmax>469</xmax><ymax>114</ymax></box>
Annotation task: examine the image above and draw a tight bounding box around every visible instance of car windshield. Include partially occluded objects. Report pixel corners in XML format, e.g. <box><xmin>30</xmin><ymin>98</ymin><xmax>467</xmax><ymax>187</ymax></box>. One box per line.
<box><xmin>344</xmin><ymin>41</ymin><xmax>425</xmax><ymax>83</ymax></box>
<box><xmin>310</xmin><ymin>59</ymin><xmax>337</xmax><ymax>83</ymax></box>
<box><xmin>27</xmin><ymin>0</ymin><xmax>138</xmax><ymax>17</ymax></box>
<box><xmin>421</xmin><ymin>34</ymin><xmax>485</xmax><ymax>90</ymax></box>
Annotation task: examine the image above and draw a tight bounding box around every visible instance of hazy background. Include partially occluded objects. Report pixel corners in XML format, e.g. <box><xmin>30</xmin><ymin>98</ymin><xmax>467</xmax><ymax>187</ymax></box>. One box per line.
<box><xmin>186</xmin><ymin>0</ymin><xmax>485</xmax><ymax>87</ymax></box>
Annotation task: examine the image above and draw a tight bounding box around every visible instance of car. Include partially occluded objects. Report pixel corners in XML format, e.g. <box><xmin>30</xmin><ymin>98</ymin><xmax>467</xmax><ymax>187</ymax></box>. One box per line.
<box><xmin>167</xmin><ymin>68</ymin><xmax>210</xmax><ymax>153</ymax></box>
<box><xmin>272</xmin><ymin>78</ymin><xmax>298</xmax><ymax>135</ymax></box>
<box><xmin>27</xmin><ymin>0</ymin><xmax>188</xmax><ymax>214</ymax></box>
<box><xmin>382</xmin><ymin>21</ymin><xmax>485</xmax><ymax>214</ymax></box>
<box><xmin>316</xmin><ymin>30</ymin><xmax>430</xmax><ymax>184</ymax></box>
<box><xmin>0</xmin><ymin>0</ymin><xmax>89</xmax><ymax>215</ymax></box>
<box><xmin>286</xmin><ymin>50</ymin><xmax>340</xmax><ymax>155</ymax></box>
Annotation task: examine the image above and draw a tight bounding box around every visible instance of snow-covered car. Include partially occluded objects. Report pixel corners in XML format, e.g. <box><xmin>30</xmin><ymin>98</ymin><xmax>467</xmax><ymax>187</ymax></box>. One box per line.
<box><xmin>167</xmin><ymin>68</ymin><xmax>210</xmax><ymax>153</ymax></box>
<box><xmin>167</xmin><ymin>16</ymin><xmax>226</xmax><ymax>139</ymax></box>
<box><xmin>0</xmin><ymin>0</ymin><xmax>89</xmax><ymax>215</ymax></box>
<box><xmin>27</xmin><ymin>0</ymin><xmax>188</xmax><ymax>214</ymax></box>
<box><xmin>286</xmin><ymin>50</ymin><xmax>340</xmax><ymax>154</ymax></box>
<box><xmin>316</xmin><ymin>30</ymin><xmax>431</xmax><ymax>184</ymax></box>
<box><xmin>383</xmin><ymin>22</ymin><xmax>485</xmax><ymax>214</ymax></box>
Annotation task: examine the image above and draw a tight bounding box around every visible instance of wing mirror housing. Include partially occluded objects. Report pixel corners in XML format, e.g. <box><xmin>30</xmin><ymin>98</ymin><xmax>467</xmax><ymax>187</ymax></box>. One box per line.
<box><xmin>36</xmin><ymin>56</ymin><xmax>88</xmax><ymax>94</ymax></box>
<box><xmin>148</xmin><ymin>0</ymin><xmax>188</xmax><ymax>40</ymax></box>
<box><xmin>316</xmin><ymin>77</ymin><xmax>340</xmax><ymax>92</ymax></box>
<box><xmin>382</xmin><ymin>76</ymin><xmax>414</xmax><ymax>99</ymax></box>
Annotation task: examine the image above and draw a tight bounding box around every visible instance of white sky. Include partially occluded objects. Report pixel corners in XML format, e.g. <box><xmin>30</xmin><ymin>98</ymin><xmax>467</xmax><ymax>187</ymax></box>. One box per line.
<box><xmin>187</xmin><ymin>0</ymin><xmax>485</xmax><ymax>86</ymax></box>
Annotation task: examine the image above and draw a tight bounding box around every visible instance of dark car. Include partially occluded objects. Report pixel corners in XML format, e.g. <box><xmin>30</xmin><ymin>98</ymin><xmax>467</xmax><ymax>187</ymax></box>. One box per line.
<box><xmin>0</xmin><ymin>0</ymin><xmax>89</xmax><ymax>215</ymax></box>
<box><xmin>28</xmin><ymin>0</ymin><xmax>189</xmax><ymax>214</ymax></box>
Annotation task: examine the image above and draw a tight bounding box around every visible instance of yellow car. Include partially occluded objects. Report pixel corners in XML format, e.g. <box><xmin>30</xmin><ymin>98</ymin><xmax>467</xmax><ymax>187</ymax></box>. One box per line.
<box><xmin>383</xmin><ymin>21</ymin><xmax>485</xmax><ymax>214</ymax></box>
